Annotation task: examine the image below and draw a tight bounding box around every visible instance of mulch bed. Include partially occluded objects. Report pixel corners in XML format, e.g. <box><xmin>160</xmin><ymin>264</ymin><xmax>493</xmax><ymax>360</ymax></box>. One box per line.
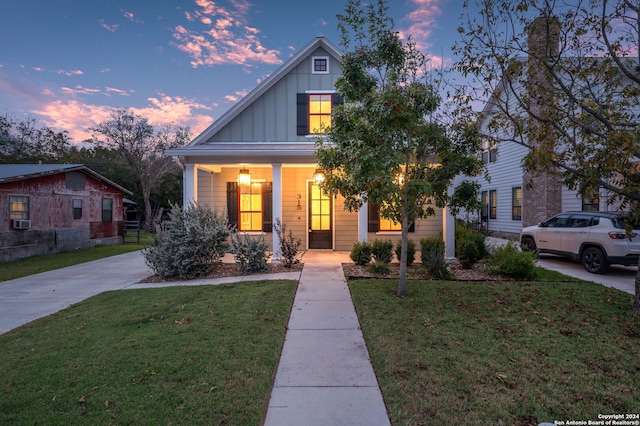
<box><xmin>140</xmin><ymin>260</ymin><xmax>500</xmax><ymax>283</ymax></box>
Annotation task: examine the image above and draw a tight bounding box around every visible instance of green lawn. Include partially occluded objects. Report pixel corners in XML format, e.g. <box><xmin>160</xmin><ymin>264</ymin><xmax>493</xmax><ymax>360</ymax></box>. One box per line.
<box><xmin>0</xmin><ymin>232</ymin><xmax>152</xmax><ymax>282</ymax></box>
<box><xmin>0</xmin><ymin>280</ymin><xmax>297</xmax><ymax>425</ymax></box>
<box><xmin>349</xmin><ymin>279</ymin><xmax>640</xmax><ymax>425</ymax></box>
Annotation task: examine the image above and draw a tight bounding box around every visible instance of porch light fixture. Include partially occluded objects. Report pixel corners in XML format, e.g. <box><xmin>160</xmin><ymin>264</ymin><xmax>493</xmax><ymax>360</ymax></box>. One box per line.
<box><xmin>237</xmin><ymin>167</ymin><xmax>251</xmax><ymax>187</ymax></box>
<box><xmin>313</xmin><ymin>168</ymin><xmax>325</xmax><ymax>184</ymax></box>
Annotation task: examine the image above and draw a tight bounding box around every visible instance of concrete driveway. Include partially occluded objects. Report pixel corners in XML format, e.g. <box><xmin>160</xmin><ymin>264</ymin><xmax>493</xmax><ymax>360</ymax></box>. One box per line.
<box><xmin>537</xmin><ymin>254</ymin><xmax>636</xmax><ymax>295</ymax></box>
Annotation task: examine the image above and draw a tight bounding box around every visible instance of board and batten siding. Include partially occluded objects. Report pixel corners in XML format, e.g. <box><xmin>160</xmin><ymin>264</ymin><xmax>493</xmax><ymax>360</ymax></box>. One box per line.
<box><xmin>208</xmin><ymin>47</ymin><xmax>342</xmax><ymax>143</ymax></box>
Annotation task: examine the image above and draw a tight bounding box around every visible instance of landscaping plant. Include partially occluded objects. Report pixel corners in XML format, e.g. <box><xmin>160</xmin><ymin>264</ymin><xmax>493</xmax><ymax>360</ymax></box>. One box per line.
<box><xmin>273</xmin><ymin>217</ymin><xmax>303</xmax><ymax>267</ymax></box>
<box><xmin>421</xmin><ymin>237</ymin><xmax>451</xmax><ymax>280</ymax></box>
<box><xmin>371</xmin><ymin>239</ymin><xmax>394</xmax><ymax>264</ymax></box>
<box><xmin>487</xmin><ymin>242</ymin><xmax>537</xmax><ymax>280</ymax></box>
<box><xmin>350</xmin><ymin>241</ymin><xmax>372</xmax><ymax>266</ymax></box>
<box><xmin>230</xmin><ymin>232</ymin><xmax>269</xmax><ymax>273</ymax></box>
<box><xmin>143</xmin><ymin>203</ymin><xmax>230</xmax><ymax>279</ymax></box>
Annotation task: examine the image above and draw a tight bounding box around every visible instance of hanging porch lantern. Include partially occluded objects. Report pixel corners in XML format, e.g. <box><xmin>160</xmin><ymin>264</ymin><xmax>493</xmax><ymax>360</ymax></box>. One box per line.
<box><xmin>237</xmin><ymin>167</ymin><xmax>251</xmax><ymax>187</ymax></box>
<box><xmin>313</xmin><ymin>168</ymin><xmax>325</xmax><ymax>184</ymax></box>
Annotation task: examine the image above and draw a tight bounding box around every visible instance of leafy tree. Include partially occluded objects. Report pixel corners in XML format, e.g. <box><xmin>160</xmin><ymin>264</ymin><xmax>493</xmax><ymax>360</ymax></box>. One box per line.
<box><xmin>316</xmin><ymin>0</ymin><xmax>483</xmax><ymax>296</ymax></box>
<box><xmin>91</xmin><ymin>109</ymin><xmax>190</xmax><ymax>231</ymax></box>
<box><xmin>0</xmin><ymin>115</ymin><xmax>71</xmax><ymax>163</ymax></box>
<box><xmin>454</xmin><ymin>0</ymin><xmax>640</xmax><ymax>315</ymax></box>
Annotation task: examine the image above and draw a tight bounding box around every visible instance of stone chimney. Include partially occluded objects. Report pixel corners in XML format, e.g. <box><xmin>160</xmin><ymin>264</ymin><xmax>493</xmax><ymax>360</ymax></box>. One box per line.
<box><xmin>522</xmin><ymin>15</ymin><xmax>563</xmax><ymax>227</ymax></box>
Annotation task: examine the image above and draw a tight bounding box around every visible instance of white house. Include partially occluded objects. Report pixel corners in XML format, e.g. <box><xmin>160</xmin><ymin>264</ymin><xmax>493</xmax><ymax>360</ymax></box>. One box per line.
<box><xmin>166</xmin><ymin>36</ymin><xmax>455</xmax><ymax>257</ymax></box>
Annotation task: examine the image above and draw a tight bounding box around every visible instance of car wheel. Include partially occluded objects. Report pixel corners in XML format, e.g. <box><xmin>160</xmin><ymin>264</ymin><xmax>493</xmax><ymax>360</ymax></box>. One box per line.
<box><xmin>581</xmin><ymin>247</ymin><xmax>609</xmax><ymax>274</ymax></box>
<box><xmin>521</xmin><ymin>236</ymin><xmax>536</xmax><ymax>251</ymax></box>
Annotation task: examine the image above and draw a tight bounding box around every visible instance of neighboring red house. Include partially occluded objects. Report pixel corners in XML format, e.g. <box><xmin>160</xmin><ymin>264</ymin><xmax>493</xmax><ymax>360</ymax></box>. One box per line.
<box><xmin>0</xmin><ymin>164</ymin><xmax>132</xmax><ymax>262</ymax></box>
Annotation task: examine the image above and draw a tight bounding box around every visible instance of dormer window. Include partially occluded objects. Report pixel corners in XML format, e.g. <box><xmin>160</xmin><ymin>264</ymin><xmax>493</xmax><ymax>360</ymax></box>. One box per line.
<box><xmin>312</xmin><ymin>56</ymin><xmax>329</xmax><ymax>74</ymax></box>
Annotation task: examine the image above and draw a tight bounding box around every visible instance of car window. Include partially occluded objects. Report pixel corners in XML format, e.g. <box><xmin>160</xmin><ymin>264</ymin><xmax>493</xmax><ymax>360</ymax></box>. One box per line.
<box><xmin>568</xmin><ymin>215</ymin><xmax>593</xmax><ymax>228</ymax></box>
<box><xmin>544</xmin><ymin>214</ymin><xmax>571</xmax><ymax>227</ymax></box>
<box><xmin>612</xmin><ymin>216</ymin><xmax>639</xmax><ymax>230</ymax></box>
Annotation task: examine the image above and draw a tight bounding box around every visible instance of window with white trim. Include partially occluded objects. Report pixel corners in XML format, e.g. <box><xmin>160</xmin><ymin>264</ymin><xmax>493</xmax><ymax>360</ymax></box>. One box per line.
<box><xmin>312</xmin><ymin>56</ymin><xmax>329</xmax><ymax>74</ymax></box>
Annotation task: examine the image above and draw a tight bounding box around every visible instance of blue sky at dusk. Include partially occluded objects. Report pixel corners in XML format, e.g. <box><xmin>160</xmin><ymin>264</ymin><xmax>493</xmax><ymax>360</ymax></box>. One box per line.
<box><xmin>0</xmin><ymin>0</ymin><xmax>465</xmax><ymax>143</ymax></box>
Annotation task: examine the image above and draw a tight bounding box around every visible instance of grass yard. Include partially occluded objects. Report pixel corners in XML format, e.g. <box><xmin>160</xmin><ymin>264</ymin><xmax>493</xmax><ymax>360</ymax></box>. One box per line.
<box><xmin>349</xmin><ymin>279</ymin><xmax>640</xmax><ymax>425</ymax></box>
<box><xmin>0</xmin><ymin>232</ymin><xmax>152</xmax><ymax>282</ymax></box>
<box><xmin>0</xmin><ymin>280</ymin><xmax>297</xmax><ymax>425</ymax></box>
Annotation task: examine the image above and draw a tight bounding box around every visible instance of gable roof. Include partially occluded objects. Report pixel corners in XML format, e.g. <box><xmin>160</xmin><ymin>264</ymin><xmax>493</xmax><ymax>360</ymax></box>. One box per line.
<box><xmin>186</xmin><ymin>36</ymin><xmax>342</xmax><ymax>147</ymax></box>
<box><xmin>0</xmin><ymin>164</ymin><xmax>132</xmax><ymax>195</ymax></box>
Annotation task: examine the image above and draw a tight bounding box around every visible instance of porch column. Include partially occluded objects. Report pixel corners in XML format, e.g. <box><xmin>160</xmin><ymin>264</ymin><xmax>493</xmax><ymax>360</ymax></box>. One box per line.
<box><xmin>358</xmin><ymin>200</ymin><xmax>368</xmax><ymax>242</ymax></box>
<box><xmin>271</xmin><ymin>163</ymin><xmax>282</xmax><ymax>262</ymax></box>
<box><xmin>183</xmin><ymin>163</ymin><xmax>198</xmax><ymax>207</ymax></box>
<box><xmin>443</xmin><ymin>205</ymin><xmax>456</xmax><ymax>262</ymax></box>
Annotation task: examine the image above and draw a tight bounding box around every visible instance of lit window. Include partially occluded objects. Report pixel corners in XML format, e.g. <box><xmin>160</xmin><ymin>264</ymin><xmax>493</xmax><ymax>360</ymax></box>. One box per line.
<box><xmin>312</xmin><ymin>56</ymin><xmax>329</xmax><ymax>74</ymax></box>
<box><xmin>102</xmin><ymin>198</ymin><xmax>113</xmax><ymax>222</ymax></box>
<box><xmin>239</xmin><ymin>183</ymin><xmax>263</xmax><ymax>231</ymax></box>
<box><xmin>9</xmin><ymin>195</ymin><xmax>29</xmax><ymax>220</ymax></box>
<box><xmin>73</xmin><ymin>198</ymin><xmax>83</xmax><ymax>219</ymax></box>
<box><xmin>489</xmin><ymin>190</ymin><xmax>497</xmax><ymax>220</ymax></box>
<box><xmin>582</xmin><ymin>192</ymin><xmax>599</xmax><ymax>211</ymax></box>
<box><xmin>512</xmin><ymin>187</ymin><xmax>522</xmax><ymax>220</ymax></box>
<box><xmin>309</xmin><ymin>94</ymin><xmax>333</xmax><ymax>134</ymax></box>
<box><xmin>379</xmin><ymin>216</ymin><xmax>401</xmax><ymax>231</ymax></box>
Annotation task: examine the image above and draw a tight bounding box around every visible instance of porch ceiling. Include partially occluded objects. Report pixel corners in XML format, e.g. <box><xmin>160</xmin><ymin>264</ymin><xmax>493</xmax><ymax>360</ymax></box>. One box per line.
<box><xmin>166</xmin><ymin>142</ymin><xmax>321</xmax><ymax>165</ymax></box>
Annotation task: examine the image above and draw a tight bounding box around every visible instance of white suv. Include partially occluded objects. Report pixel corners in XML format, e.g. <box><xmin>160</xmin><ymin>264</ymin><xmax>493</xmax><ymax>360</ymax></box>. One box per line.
<box><xmin>520</xmin><ymin>211</ymin><xmax>640</xmax><ymax>274</ymax></box>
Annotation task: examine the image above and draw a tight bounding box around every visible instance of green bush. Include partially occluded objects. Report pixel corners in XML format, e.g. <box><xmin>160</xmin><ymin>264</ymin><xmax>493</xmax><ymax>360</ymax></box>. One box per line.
<box><xmin>230</xmin><ymin>233</ymin><xmax>269</xmax><ymax>273</ymax></box>
<box><xmin>371</xmin><ymin>239</ymin><xmax>394</xmax><ymax>264</ymax></box>
<box><xmin>455</xmin><ymin>222</ymin><xmax>487</xmax><ymax>269</ymax></box>
<box><xmin>486</xmin><ymin>242</ymin><xmax>537</xmax><ymax>279</ymax></box>
<box><xmin>273</xmin><ymin>218</ymin><xmax>302</xmax><ymax>267</ymax></box>
<box><xmin>350</xmin><ymin>241</ymin><xmax>372</xmax><ymax>266</ymax></box>
<box><xmin>395</xmin><ymin>239</ymin><xmax>416</xmax><ymax>266</ymax></box>
<box><xmin>420</xmin><ymin>237</ymin><xmax>452</xmax><ymax>280</ymax></box>
<box><xmin>143</xmin><ymin>203</ymin><xmax>230</xmax><ymax>279</ymax></box>
<box><xmin>366</xmin><ymin>260</ymin><xmax>392</xmax><ymax>276</ymax></box>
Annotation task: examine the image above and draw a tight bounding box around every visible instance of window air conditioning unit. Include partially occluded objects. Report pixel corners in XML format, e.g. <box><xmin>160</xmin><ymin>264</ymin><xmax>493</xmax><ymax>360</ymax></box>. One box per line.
<box><xmin>11</xmin><ymin>219</ymin><xmax>31</xmax><ymax>230</ymax></box>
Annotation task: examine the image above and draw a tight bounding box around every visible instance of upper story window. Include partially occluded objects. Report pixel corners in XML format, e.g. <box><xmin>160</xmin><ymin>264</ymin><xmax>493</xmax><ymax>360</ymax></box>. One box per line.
<box><xmin>9</xmin><ymin>195</ymin><xmax>29</xmax><ymax>220</ymax></box>
<box><xmin>312</xmin><ymin>56</ymin><xmax>329</xmax><ymax>74</ymax></box>
<box><xmin>297</xmin><ymin>92</ymin><xmax>343</xmax><ymax>136</ymax></box>
<box><xmin>482</xmin><ymin>139</ymin><xmax>497</xmax><ymax>163</ymax></box>
<box><xmin>309</xmin><ymin>94</ymin><xmax>333</xmax><ymax>134</ymax></box>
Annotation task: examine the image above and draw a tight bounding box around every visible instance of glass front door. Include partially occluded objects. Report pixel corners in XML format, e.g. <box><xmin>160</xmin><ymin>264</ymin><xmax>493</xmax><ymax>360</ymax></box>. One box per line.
<box><xmin>308</xmin><ymin>182</ymin><xmax>332</xmax><ymax>249</ymax></box>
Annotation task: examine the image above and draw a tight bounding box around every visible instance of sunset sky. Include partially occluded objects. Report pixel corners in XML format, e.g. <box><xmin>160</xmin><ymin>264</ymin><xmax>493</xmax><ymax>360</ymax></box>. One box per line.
<box><xmin>0</xmin><ymin>0</ymin><xmax>466</xmax><ymax>143</ymax></box>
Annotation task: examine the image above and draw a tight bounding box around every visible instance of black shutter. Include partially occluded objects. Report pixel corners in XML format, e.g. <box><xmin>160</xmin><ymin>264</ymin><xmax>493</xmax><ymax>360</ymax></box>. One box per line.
<box><xmin>368</xmin><ymin>203</ymin><xmax>379</xmax><ymax>233</ymax></box>
<box><xmin>408</xmin><ymin>221</ymin><xmax>415</xmax><ymax>233</ymax></box>
<box><xmin>297</xmin><ymin>93</ymin><xmax>308</xmax><ymax>136</ymax></box>
<box><xmin>333</xmin><ymin>94</ymin><xmax>344</xmax><ymax>106</ymax></box>
<box><xmin>263</xmin><ymin>182</ymin><xmax>272</xmax><ymax>233</ymax></box>
<box><xmin>227</xmin><ymin>182</ymin><xmax>238</xmax><ymax>231</ymax></box>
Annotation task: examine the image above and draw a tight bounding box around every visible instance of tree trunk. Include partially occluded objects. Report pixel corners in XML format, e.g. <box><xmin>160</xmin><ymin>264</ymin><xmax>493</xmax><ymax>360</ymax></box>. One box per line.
<box><xmin>397</xmin><ymin>213</ymin><xmax>409</xmax><ymax>297</ymax></box>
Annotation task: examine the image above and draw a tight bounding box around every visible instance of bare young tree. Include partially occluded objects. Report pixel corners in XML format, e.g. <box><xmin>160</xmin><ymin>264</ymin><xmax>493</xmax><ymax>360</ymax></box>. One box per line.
<box><xmin>91</xmin><ymin>109</ymin><xmax>190</xmax><ymax>231</ymax></box>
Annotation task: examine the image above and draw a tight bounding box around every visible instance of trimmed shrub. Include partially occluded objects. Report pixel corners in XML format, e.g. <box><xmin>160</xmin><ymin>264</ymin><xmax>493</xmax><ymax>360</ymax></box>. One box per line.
<box><xmin>230</xmin><ymin>233</ymin><xmax>269</xmax><ymax>273</ymax></box>
<box><xmin>143</xmin><ymin>203</ymin><xmax>230</xmax><ymax>279</ymax></box>
<box><xmin>350</xmin><ymin>241</ymin><xmax>372</xmax><ymax>266</ymax></box>
<box><xmin>420</xmin><ymin>237</ymin><xmax>452</xmax><ymax>280</ymax></box>
<box><xmin>395</xmin><ymin>239</ymin><xmax>416</xmax><ymax>266</ymax></box>
<box><xmin>274</xmin><ymin>218</ymin><xmax>302</xmax><ymax>267</ymax></box>
<box><xmin>455</xmin><ymin>221</ymin><xmax>487</xmax><ymax>269</ymax></box>
<box><xmin>366</xmin><ymin>260</ymin><xmax>392</xmax><ymax>276</ymax></box>
<box><xmin>486</xmin><ymin>242</ymin><xmax>537</xmax><ymax>279</ymax></box>
<box><xmin>371</xmin><ymin>239</ymin><xmax>394</xmax><ymax>264</ymax></box>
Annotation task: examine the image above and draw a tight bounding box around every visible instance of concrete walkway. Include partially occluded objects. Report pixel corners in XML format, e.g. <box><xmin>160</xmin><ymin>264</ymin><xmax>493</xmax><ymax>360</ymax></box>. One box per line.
<box><xmin>264</xmin><ymin>263</ymin><xmax>390</xmax><ymax>426</ymax></box>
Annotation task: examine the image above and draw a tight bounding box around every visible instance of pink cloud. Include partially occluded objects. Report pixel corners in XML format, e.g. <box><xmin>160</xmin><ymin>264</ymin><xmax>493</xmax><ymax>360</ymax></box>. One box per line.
<box><xmin>33</xmin><ymin>93</ymin><xmax>213</xmax><ymax>143</ymax></box>
<box><xmin>99</xmin><ymin>19</ymin><xmax>119</xmax><ymax>32</ymax></box>
<box><xmin>399</xmin><ymin>0</ymin><xmax>443</xmax><ymax>50</ymax></box>
<box><xmin>57</xmin><ymin>69</ymin><xmax>84</xmax><ymax>76</ymax></box>
<box><xmin>172</xmin><ymin>0</ymin><xmax>282</xmax><ymax>67</ymax></box>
